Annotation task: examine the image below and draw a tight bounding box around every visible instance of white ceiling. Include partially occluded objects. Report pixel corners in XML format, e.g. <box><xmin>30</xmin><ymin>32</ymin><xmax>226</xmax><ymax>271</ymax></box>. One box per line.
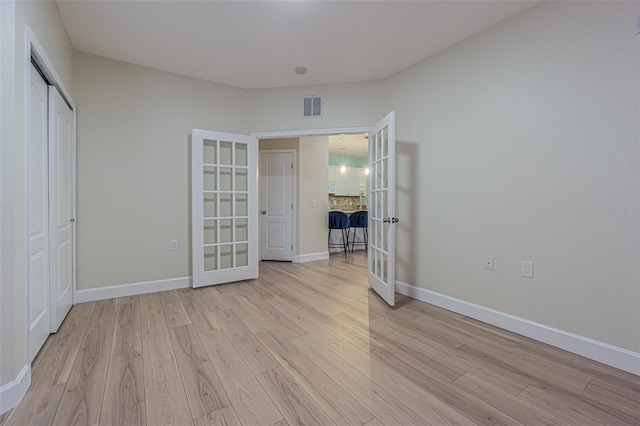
<box><xmin>328</xmin><ymin>134</ymin><xmax>368</xmax><ymax>158</ymax></box>
<box><xmin>56</xmin><ymin>0</ymin><xmax>538</xmax><ymax>90</ymax></box>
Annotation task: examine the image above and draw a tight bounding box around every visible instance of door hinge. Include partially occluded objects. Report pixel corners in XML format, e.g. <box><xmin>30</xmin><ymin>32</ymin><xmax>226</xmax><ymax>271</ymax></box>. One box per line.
<box><xmin>291</xmin><ymin>204</ymin><xmax>293</xmax><ymax>210</ymax></box>
<box><xmin>291</xmin><ymin>163</ymin><xmax>293</xmax><ymax>169</ymax></box>
<box><xmin>291</xmin><ymin>244</ymin><xmax>293</xmax><ymax>250</ymax></box>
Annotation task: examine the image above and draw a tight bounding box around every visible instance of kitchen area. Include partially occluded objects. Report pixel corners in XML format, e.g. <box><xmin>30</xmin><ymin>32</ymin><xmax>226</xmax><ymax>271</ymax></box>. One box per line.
<box><xmin>328</xmin><ymin>134</ymin><xmax>369</xmax><ymax>253</ymax></box>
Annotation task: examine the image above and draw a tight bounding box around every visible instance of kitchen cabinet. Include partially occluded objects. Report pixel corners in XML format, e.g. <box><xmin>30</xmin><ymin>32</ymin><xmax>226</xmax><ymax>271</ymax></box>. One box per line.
<box><xmin>329</xmin><ymin>166</ymin><xmax>364</xmax><ymax>195</ymax></box>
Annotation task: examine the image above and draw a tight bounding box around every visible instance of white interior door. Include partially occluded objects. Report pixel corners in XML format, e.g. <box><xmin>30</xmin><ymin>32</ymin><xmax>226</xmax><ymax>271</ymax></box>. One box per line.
<box><xmin>192</xmin><ymin>129</ymin><xmax>258</xmax><ymax>287</ymax></box>
<box><xmin>28</xmin><ymin>64</ymin><xmax>50</xmax><ymax>361</ymax></box>
<box><xmin>368</xmin><ymin>112</ymin><xmax>397</xmax><ymax>306</ymax></box>
<box><xmin>260</xmin><ymin>150</ymin><xmax>294</xmax><ymax>261</ymax></box>
<box><xmin>49</xmin><ymin>86</ymin><xmax>74</xmax><ymax>331</ymax></box>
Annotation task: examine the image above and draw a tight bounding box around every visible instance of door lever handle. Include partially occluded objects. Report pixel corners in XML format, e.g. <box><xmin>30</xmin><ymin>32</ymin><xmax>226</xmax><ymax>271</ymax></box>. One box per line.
<box><xmin>260</xmin><ymin>210</ymin><xmax>266</xmax><ymax>215</ymax></box>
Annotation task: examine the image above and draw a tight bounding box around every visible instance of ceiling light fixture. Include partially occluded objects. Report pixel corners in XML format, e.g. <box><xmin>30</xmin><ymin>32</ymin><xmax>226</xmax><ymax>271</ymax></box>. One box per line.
<box><xmin>295</xmin><ymin>67</ymin><xmax>307</xmax><ymax>75</ymax></box>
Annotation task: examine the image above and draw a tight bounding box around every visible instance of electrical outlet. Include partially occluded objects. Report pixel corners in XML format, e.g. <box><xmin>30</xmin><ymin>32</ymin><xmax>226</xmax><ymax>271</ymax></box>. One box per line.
<box><xmin>311</xmin><ymin>199</ymin><xmax>317</xmax><ymax>208</ymax></box>
<box><xmin>170</xmin><ymin>240</ymin><xmax>178</xmax><ymax>251</ymax></box>
<box><xmin>521</xmin><ymin>261</ymin><xmax>533</xmax><ymax>278</ymax></box>
<box><xmin>484</xmin><ymin>256</ymin><xmax>494</xmax><ymax>270</ymax></box>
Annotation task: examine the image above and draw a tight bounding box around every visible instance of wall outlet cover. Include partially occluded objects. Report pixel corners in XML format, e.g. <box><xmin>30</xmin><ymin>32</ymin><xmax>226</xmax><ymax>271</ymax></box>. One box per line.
<box><xmin>521</xmin><ymin>261</ymin><xmax>533</xmax><ymax>278</ymax></box>
<box><xmin>485</xmin><ymin>256</ymin><xmax>494</xmax><ymax>270</ymax></box>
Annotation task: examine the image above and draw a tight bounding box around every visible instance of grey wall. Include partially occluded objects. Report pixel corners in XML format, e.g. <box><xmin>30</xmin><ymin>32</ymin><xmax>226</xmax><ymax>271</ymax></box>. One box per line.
<box><xmin>384</xmin><ymin>1</ymin><xmax>639</xmax><ymax>352</ymax></box>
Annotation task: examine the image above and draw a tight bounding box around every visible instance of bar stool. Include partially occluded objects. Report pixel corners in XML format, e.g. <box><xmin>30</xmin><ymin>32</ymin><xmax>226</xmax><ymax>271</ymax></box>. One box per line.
<box><xmin>348</xmin><ymin>210</ymin><xmax>368</xmax><ymax>253</ymax></box>
<box><xmin>328</xmin><ymin>211</ymin><xmax>350</xmax><ymax>255</ymax></box>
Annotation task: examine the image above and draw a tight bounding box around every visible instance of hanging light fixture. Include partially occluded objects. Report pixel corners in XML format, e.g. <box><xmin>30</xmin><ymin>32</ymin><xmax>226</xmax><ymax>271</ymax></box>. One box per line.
<box><xmin>340</xmin><ymin>136</ymin><xmax>347</xmax><ymax>174</ymax></box>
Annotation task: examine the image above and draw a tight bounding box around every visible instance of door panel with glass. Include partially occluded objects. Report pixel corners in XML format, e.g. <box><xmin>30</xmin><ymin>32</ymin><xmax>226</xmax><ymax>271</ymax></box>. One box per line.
<box><xmin>192</xmin><ymin>130</ymin><xmax>258</xmax><ymax>287</ymax></box>
<box><xmin>368</xmin><ymin>112</ymin><xmax>396</xmax><ymax>306</ymax></box>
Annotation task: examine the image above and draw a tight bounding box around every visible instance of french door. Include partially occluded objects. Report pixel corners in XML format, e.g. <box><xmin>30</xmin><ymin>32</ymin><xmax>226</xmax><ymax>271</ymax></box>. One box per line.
<box><xmin>368</xmin><ymin>112</ymin><xmax>397</xmax><ymax>306</ymax></box>
<box><xmin>191</xmin><ymin>130</ymin><xmax>258</xmax><ymax>287</ymax></box>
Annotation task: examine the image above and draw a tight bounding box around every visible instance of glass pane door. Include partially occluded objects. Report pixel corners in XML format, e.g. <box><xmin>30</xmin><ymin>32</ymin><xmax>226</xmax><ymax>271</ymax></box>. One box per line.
<box><xmin>368</xmin><ymin>112</ymin><xmax>396</xmax><ymax>306</ymax></box>
<box><xmin>192</xmin><ymin>130</ymin><xmax>257</xmax><ymax>287</ymax></box>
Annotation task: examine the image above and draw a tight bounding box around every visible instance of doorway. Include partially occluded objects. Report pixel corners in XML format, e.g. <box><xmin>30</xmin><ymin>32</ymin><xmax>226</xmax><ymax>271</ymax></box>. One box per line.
<box><xmin>253</xmin><ymin>113</ymin><xmax>397</xmax><ymax>306</ymax></box>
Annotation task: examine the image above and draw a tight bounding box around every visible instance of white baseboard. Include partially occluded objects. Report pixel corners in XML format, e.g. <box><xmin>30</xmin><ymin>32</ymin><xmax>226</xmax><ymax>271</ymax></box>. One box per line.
<box><xmin>293</xmin><ymin>252</ymin><xmax>329</xmax><ymax>263</ymax></box>
<box><xmin>75</xmin><ymin>276</ymin><xmax>191</xmax><ymax>303</ymax></box>
<box><xmin>0</xmin><ymin>365</ymin><xmax>30</xmax><ymax>415</ymax></box>
<box><xmin>396</xmin><ymin>281</ymin><xmax>640</xmax><ymax>376</ymax></box>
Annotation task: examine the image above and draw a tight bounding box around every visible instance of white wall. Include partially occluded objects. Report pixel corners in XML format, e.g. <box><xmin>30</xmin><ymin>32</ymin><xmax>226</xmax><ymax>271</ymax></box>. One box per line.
<box><xmin>385</xmin><ymin>1</ymin><xmax>640</xmax><ymax>352</ymax></box>
<box><xmin>298</xmin><ymin>136</ymin><xmax>330</xmax><ymax>256</ymax></box>
<box><xmin>247</xmin><ymin>80</ymin><xmax>383</xmax><ymax>133</ymax></box>
<box><xmin>73</xmin><ymin>52</ymin><xmax>247</xmax><ymax>290</ymax></box>
<box><xmin>73</xmin><ymin>55</ymin><xmax>386</xmax><ymax>292</ymax></box>
<box><xmin>0</xmin><ymin>0</ymin><xmax>17</xmax><ymax>389</ymax></box>
<box><xmin>1</xmin><ymin>0</ymin><xmax>74</xmax><ymax>395</ymax></box>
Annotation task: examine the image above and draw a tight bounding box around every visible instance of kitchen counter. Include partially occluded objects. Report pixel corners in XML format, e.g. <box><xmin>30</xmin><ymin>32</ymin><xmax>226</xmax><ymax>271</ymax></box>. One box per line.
<box><xmin>329</xmin><ymin>209</ymin><xmax>366</xmax><ymax>214</ymax></box>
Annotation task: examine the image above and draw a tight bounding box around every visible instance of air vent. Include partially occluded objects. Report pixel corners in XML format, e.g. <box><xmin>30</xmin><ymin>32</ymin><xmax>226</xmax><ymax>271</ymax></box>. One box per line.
<box><xmin>302</xmin><ymin>95</ymin><xmax>323</xmax><ymax>118</ymax></box>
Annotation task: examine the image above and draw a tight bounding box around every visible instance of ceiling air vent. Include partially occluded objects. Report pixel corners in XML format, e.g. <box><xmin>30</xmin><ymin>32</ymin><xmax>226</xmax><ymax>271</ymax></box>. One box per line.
<box><xmin>302</xmin><ymin>95</ymin><xmax>323</xmax><ymax>118</ymax></box>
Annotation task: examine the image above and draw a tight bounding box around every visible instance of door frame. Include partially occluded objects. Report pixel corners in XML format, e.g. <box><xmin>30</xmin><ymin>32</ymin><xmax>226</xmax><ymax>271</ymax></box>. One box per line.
<box><xmin>25</xmin><ymin>27</ymin><xmax>76</xmax><ymax>362</ymax></box>
<box><xmin>253</xmin><ymin>126</ymin><xmax>371</xmax><ymax>264</ymax></box>
<box><xmin>257</xmin><ymin>148</ymin><xmax>297</xmax><ymax>261</ymax></box>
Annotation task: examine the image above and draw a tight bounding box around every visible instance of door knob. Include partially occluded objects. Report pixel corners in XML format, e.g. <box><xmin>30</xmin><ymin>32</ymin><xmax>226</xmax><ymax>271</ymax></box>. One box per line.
<box><xmin>260</xmin><ymin>210</ymin><xmax>266</xmax><ymax>215</ymax></box>
<box><xmin>392</xmin><ymin>217</ymin><xmax>399</xmax><ymax>224</ymax></box>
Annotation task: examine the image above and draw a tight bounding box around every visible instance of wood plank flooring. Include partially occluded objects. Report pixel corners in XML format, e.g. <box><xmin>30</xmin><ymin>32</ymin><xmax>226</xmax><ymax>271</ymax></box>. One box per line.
<box><xmin>3</xmin><ymin>252</ymin><xmax>639</xmax><ymax>425</ymax></box>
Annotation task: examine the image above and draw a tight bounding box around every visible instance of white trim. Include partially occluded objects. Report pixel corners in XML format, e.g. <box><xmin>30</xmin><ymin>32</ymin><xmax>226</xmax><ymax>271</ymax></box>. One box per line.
<box><xmin>0</xmin><ymin>365</ymin><xmax>30</xmax><ymax>415</ymax></box>
<box><xmin>75</xmin><ymin>276</ymin><xmax>191</xmax><ymax>303</ymax></box>
<box><xmin>26</xmin><ymin>27</ymin><xmax>75</xmax><ymax>110</ymax></box>
<box><xmin>396</xmin><ymin>281</ymin><xmax>640</xmax><ymax>375</ymax></box>
<box><xmin>293</xmin><ymin>252</ymin><xmax>330</xmax><ymax>263</ymax></box>
<box><xmin>252</xmin><ymin>127</ymin><xmax>371</xmax><ymax>139</ymax></box>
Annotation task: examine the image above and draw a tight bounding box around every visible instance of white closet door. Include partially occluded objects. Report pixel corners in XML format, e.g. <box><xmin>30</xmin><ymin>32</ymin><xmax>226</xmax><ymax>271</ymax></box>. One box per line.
<box><xmin>368</xmin><ymin>112</ymin><xmax>397</xmax><ymax>307</ymax></box>
<box><xmin>49</xmin><ymin>86</ymin><xmax>74</xmax><ymax>331</ymax></box>
<box><xmin>192</xmin><ymin>129</ymin><xmax>258</xmax><ymax>287</ymax></box>
<box><xmin>28</xmin><ymin>64</ymin><xmax>50</xmax><ymax>361</ymax></box>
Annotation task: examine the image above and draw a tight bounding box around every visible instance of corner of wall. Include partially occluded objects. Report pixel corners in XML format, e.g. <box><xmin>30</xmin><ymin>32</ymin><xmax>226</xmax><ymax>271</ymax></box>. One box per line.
<box><xmin>0</xmin><ymin>365</ymin><xmax>30</xmax><ymax>415</ymax></box>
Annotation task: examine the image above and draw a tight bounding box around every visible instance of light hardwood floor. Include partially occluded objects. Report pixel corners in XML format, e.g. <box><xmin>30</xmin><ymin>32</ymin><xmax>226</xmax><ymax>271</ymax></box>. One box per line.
<box><xmin>3</xmin><ymin>252</ymin><xmax>639</xmax><ymax>425</ymax></box>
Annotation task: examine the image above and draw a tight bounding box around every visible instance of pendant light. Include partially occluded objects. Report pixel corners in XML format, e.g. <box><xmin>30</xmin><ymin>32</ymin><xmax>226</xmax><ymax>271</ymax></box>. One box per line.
<box><xmin>340</xmin><ymin>136</ymin><xmax>347</xmax><ymax>174</ymax></box>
